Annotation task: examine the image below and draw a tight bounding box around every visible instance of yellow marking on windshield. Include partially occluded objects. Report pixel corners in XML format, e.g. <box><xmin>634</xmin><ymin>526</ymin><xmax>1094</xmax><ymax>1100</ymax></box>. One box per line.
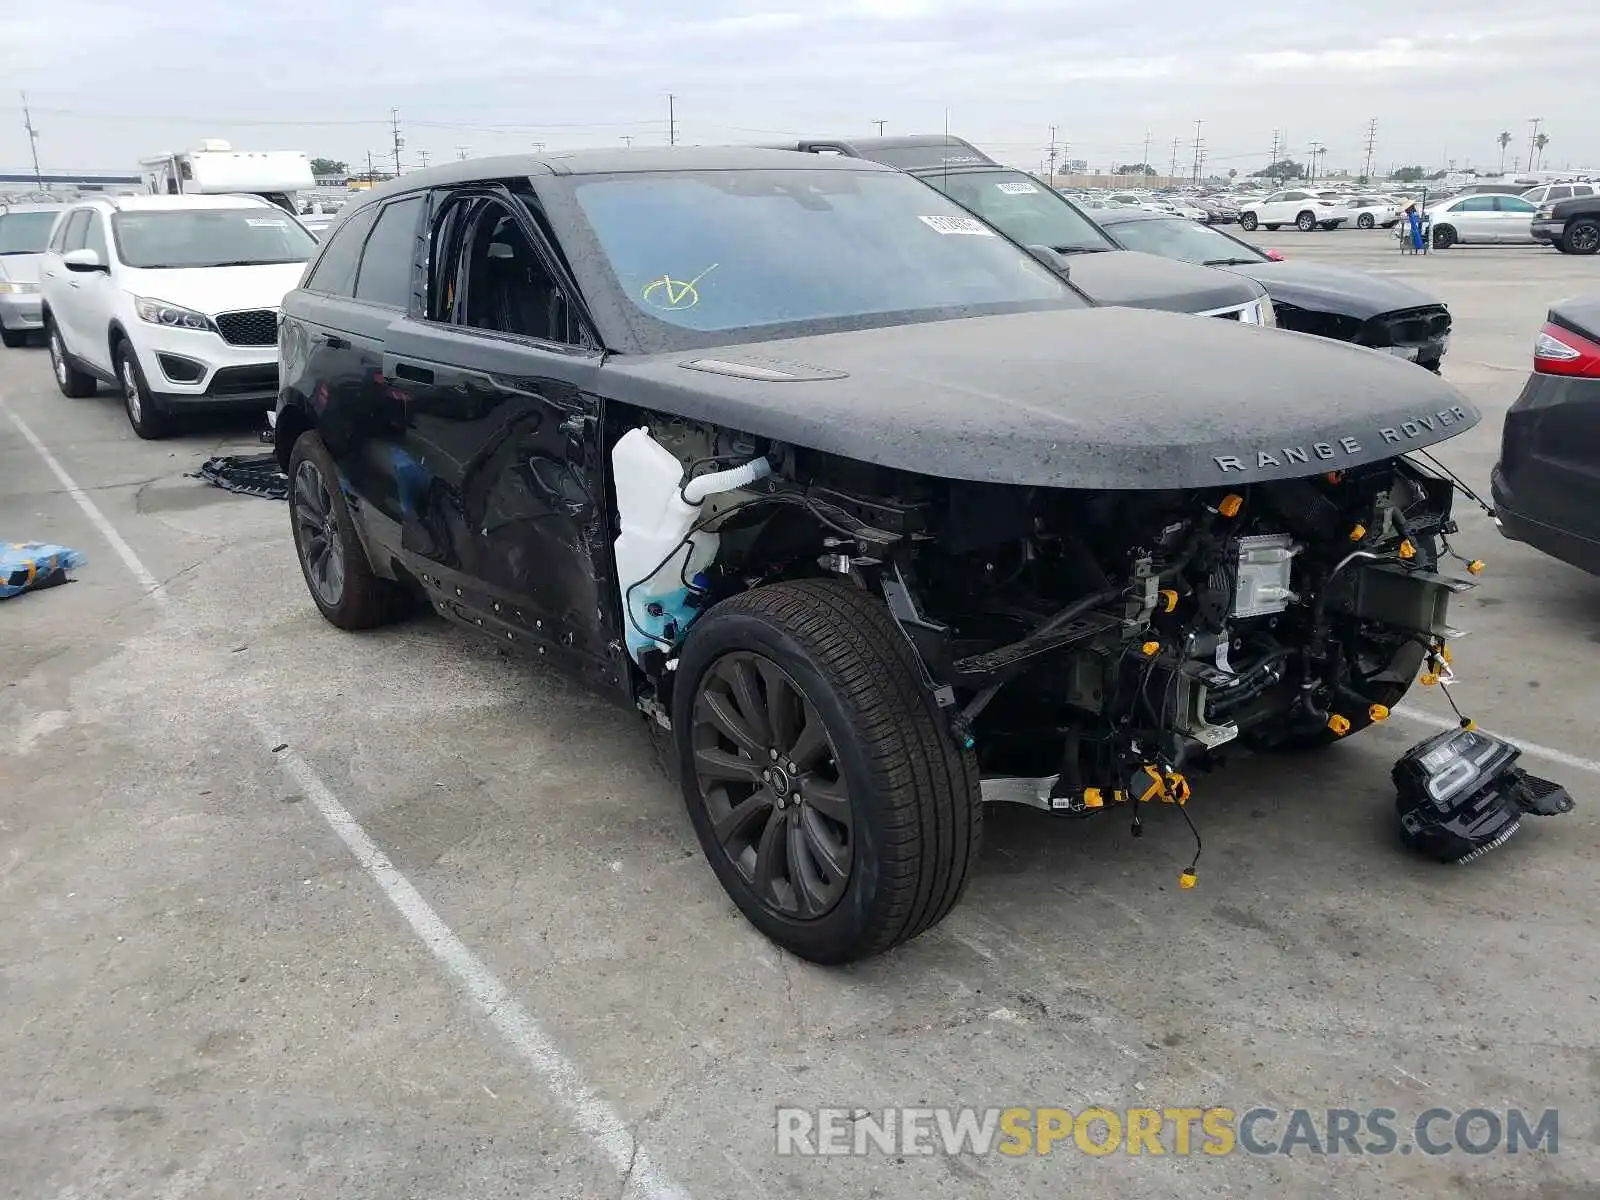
<box><xmin>642</xmin><ymin>263</ymin><xmax>719</xmax><ymax>310</ymax></box>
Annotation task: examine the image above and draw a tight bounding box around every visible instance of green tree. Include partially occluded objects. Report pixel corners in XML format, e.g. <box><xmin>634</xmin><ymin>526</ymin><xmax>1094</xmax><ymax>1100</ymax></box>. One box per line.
<box><xmin>1250</xmin><ymin>159</ymin><xmax>1303</xmax><ymax>179</ymax></box>
<box><xmin>309</xmin><ymin>157</ymin><xmax>348</xmax><ymax>177</ymax></box>
<box><xmin>1533</xmin><ymin>132</ymin><xmax>1549</xmax><ymax>170</ymax></box>
<box><xmin>1497</xmin><ymin>131</ymin><xmax>1512</xmax><ymax>173</ymax></box>
<box><xmin>1391</xmin><ymin>165</ymin><xmax>1427</xmax><ymax>183</ymax></box>
<box><xmin>1113</xmin><ymin>163</ymin><xmax>1155</xmax><ymax>176</ymax></box>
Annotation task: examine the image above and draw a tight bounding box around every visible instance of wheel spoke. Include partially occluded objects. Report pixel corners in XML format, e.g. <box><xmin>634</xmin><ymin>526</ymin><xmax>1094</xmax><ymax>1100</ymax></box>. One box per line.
<box><xmin>799</xmin><ymin>805</ymin><xmax>850</xmax><ymax>889</ymax></box>
<box><xmin>725</xmin><ymin>658</ymin><xmax>773</xmax><ymax>747</ymax></box>
<box><xmin>786</xmin><ymin>816</ymin><xmax>819</xmax><ymax>916</ymax></box>
<box><xmin>701</xmin><ymin>691</ymin><xmax>765</xmax><ymax>758</ymax></box>
<box><xmin>713</xmin><ymin>792</ymin><xmax>769</xmax><ymax>849</ymax></box>
<box><xmin>800</xmin><ymin>774</ymin><xmax>851</xmax><ymax>826</ymax></box>
<box><xmin>294</xmin><ymin>472</ymin><xmax>323</xmax><ymax>515</ymax></box>
<box><xmin>694</xmin><ymin>746</ymin><xmax>761</xmax><ymax>783</ymax></box>
<box><xmin>752</xmin><ymin>810</ymin><xmax>787</xmax><ymax>903</ymax></box>
<box><xmin>785</xmin><ymin>704</ymin><xmax>829</xmax><ymax>771</ymax></box>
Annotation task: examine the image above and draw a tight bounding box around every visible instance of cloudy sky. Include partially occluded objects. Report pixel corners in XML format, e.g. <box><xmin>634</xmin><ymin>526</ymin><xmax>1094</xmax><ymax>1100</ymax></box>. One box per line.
<box><xmin>3</xmin><ymin>0</ymin><xmax>1597</xmax><ymax>179</ymax></box>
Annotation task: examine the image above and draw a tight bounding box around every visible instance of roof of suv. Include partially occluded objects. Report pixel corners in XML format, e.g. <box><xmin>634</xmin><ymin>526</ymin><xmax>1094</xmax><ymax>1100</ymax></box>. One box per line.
<box><xmin>73</xmin><ymin>193</ymin><xmax>279</xmax><ymax>212</ymax></box>
<box><xmin>790</xmin><ymin>135</ymin><xmax>1000</xmax><ymax>174</ymax></box>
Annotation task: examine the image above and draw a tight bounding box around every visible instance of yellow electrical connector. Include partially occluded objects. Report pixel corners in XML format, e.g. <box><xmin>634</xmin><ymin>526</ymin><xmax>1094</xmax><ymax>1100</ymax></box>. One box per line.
<box><xmin>1136</xmin><ymin>765</ymin><xmax>1166</xmax><ymax>803</ymax></box>
<box><xmin>1165</xmin><ymin>772</ymin><xmax>1191</xmax><ymax>805</ymax></box>
<box><xmin>1349</xmin><ymin>523</ymin><xmax>1367</xmax><ymax>541</ymax></box>
<box><xmin>1218</xmin><ymin>494</ymin><xmax>1243</xmax><ymax>518</ymax></box>
<box><xmin>1369</xmin><ymin>704</ymin><xmax>1390</xmax><ymax>723</ymax></box>
<box><xmin>1159</xmin><ymin>588</ymin><xmax>1179</xmax><ymax>613</ymax></box>
<box><xmin>1141</xmin><ymin>640</ymin><xmax>1161</xmax><ymax>657</ymax></box>
<box><xmin>1083</xmin><ymin>788</ymin><xmax>1105</xmax><ymax>809</ymax></box>
<box><xmin>1468</xmin><ymin>559</ymin><xmax>1486</xmax><ymax>575</ymax></box>
<box><xmin>1438</xmin><ymin>647</ymin><xmax>1452</xmax><ymax>665</ymax></box>
<box><xmin>1462</xmin><ymin>719</ymin><xmax>1478</xmax><ymax>731</ymax></box>
<box><xmin>1327</xmin><ymin>714</ymin><xmax>1352</xmax><ymax>736</ymax></box>
<box><xmin>1398</xmin><ymin>539</ymin><xmax>1417</xmax><ymax>560</ymax></box>
<box><xmin>1420</xmin><ymin>673</ymin><xmax>1439</xmax><ymax>686</ymax></box>
<box><xmin>1178</xmin><ymin>869</ymin><xmax>1198</xmax><ymax>890</ymax></box>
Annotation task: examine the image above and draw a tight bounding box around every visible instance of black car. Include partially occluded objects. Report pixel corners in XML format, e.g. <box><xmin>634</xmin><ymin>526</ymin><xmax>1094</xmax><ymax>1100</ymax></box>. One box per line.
<box><xmin>1492</xmin><ymin>295</ymin><xmax>1600</xmax><ymax>574</ymax></box>
<box><xmin>1531</xmin><ymin>194</ymin><xmax>1600</xmax><ymax>255</ymax></box>
<box><xmin>276</xmin><ymin>147</ymin><xmax>1486</xmax><ymax>964</ymax></box>
<box><xmin>789</xmin><ymin>136</ymin><xmax>1273</xmax><ymax>322</ymax></box>
<box><xmin>1091</xmin><ymin>208</ymin><xmax>1453</xmax><ymax>371</ymax></box>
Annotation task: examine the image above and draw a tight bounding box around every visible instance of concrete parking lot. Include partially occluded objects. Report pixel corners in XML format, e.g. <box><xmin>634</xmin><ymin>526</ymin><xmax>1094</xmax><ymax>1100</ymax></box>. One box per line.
<box><xmin>3</xmin><ymin>229</ymin><xmax>1598</xmax><ymax>1199</ymax></box>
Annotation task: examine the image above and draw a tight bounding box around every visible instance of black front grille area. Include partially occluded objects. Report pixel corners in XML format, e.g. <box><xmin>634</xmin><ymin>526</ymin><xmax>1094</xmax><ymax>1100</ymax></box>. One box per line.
<box><xmin>207</xmin><ymin>364</ymin><xmax>278</xmax><ymax>397</ymax></box>
<box><xmin>1370</xmin><ymin>306</ymin><xmax>1451</xmax><ymax>348</ymax></box>
<box><xmin>214</xmin><ymin>309</ymin><xmax>279</xmax><ymax>347</ymax></box>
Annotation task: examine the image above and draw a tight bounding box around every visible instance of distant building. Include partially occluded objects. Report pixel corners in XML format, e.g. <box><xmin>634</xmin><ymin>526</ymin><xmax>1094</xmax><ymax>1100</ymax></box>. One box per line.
<box><xmin>1065</xmin><ymin>158</ymin><xmax>1088</xmax><ymax>173</ymax></box>
<box><xmin>0</xmin><ymin>168</ymin><xmax>143</xmax><ymax>196</ymax></box>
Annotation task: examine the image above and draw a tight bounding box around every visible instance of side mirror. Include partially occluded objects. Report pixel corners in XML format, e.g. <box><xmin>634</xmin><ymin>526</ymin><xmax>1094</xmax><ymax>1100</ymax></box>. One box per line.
<box><xmin>1024</xmin><ymin>245</ymin><xmax>1073</xmax><ymax>279</ymax></box>
<box><xmin>63</xmin><ymin>248</ymin><xmax>107</xmax><ymax>273</ymax></box>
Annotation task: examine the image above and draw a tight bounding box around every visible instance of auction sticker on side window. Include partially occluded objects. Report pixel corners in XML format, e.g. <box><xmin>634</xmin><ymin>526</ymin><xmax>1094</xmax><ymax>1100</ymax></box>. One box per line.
<box><xmin>918</xmin><ymin>215</ymin><xmax>996</xmax><ymax>236</ymax></box>
<box><xmin>996</xmin><ymin>181</ymin><xmax>1039</xmax><ymax>194</ymax></box>
<box><xmin>246</xmin><ymin>217</ymin><xmax>288</xmax><ymax>228</ymax></box>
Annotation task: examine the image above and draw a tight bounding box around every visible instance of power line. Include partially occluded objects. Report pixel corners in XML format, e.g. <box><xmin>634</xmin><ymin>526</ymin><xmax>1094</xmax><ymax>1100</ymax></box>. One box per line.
<box><xmin>1169</xmin><ymin>136</ymin><xmax>1180</xmax><ymax>180</ymax></box>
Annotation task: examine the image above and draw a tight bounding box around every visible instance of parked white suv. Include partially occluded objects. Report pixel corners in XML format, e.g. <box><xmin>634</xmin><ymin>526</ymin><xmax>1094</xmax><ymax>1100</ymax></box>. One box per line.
<box><xmin>1237</xmin><ymin>189</ymin><xmax>1350</xmax><ymax>232</ymax></box>
<box><xmin>39</xmin><ymin>194</ymin><xmax>316</xmax><ymax>438</ymax></box>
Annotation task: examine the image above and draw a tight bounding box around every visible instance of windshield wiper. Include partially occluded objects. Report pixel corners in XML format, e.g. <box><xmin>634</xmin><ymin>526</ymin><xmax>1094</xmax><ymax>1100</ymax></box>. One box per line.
<box><xmin>1053</xmin><ymin>245</ymin><xmax>1111</xmax><ymax>255</ymax></box>
<box><xmin>1202</xmin><ymin>257</ymin><xmax>1263</xmax><ymax>266</ymax></box>
<box><xmin>0</xmin><ymin>249</ymin><xmax>42</xmax><ymax>256</ymax></box>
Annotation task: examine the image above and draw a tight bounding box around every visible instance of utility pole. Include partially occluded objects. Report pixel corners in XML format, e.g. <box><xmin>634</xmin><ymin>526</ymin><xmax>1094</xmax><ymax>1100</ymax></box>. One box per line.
<box><xmin>390</xmin><ymin>107</ymin><xmax>404</xmax><ymax>175</ymax></box>
<box><xmin>1362</xmin><ymin>117</ymin><xmax>1377</xmax><ymax>182</ymax></box>
<box><xmin>366</xmin><ymin>150</ymin><xmax>375</xmax><ymax>183</ymax></box>
<box><xmin>416</xmin><ymin>150</ymin><xmax>430</xmax><ymax>169</ymax></box>
<box><xmin>872</xmin><ymin>119</ymin><xmax>887</xmax><ymax>136</ymax></box>
<box><xmin>1527</xmin><ymin>118</ymin><xmax>1541</xmax><ymax>174</ymax></box>
<box><xmin>621</xmin><ymin>135</ymin><xmax>633</xmax><ymax>147</ymax></box>
<box><xmin>1047</xmin><ymin>124</ymin><xmax>1059</xmax><ymax>181</ymax></box>
<box><xmin>1190</xmin><ymin>119</ymin><xmax>1204</xmax><ymax>184</ymax></box>
<box><xmin>1142</xmin><ymin>129</ymin><xmax>1151</xmax><ymax>176</ymax></box>
<box><xmin>668</xmin><ymin>93</ymin><xmax>677</xmax><ymax>146</ymax></box>
<box><xmin>1169</xmin><ymin>137</ymin><xmax>1180</xmax><ymax>183</ymax></box>
<box><xmin>456</xmin><ymin>145</ymin><xmax>469</xmax><ymax>161</ymax></box>
<box><xmin>1268</xmin><ymin>129</ymin><xmax>1281</xmax><ymax>184</ymax></box>
<box><xmin>20</xmin><ymin>91</ymin><xmax>43</xmax><ymax>188</ymax></box>
<box><xmin>1307</xmin><ymin>139</ymin><xmax>1323</xmax><ymax>184</ymax></box>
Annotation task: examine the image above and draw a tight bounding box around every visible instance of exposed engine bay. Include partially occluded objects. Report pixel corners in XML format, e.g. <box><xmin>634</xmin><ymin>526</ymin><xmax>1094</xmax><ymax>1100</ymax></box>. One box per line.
<box><xmin>623</xmin><ymin>413</ymin><xmax>1486</xmax><ymax>849</ymax></box>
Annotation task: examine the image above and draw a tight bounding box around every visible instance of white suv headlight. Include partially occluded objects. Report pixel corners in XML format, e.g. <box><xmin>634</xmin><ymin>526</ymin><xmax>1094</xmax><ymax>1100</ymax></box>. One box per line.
<box><xmin>0</xmin><ymin>281</ymin><xmax>39</xmax><ymax>295</ymax></box>
<box><xmin>134</xmin><ymin>296</ymin><xmax>213</xmax><ymax>331</ymax></box>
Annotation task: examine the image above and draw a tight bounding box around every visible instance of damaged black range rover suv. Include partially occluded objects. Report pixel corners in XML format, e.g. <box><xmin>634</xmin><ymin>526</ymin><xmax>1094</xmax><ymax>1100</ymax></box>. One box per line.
<box><xmin>276</xmin><ymin>148</ymin><xmax>1484</xmax><ymax>964</ymax></box>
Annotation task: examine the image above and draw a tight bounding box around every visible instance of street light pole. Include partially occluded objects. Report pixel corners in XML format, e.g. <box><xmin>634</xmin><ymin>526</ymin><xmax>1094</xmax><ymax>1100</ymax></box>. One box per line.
<box><xmin>20</xmin><ymin>91</ymin><xmax>43</xmax><ymax>189</ymax></box>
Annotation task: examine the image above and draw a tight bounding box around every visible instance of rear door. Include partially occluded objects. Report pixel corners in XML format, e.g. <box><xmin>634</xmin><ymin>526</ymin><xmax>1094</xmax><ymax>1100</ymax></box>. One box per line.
<box><xmin>1491</xmin><ymin>195</ymin><xmax>1538</xmax><ymax>243</ymax></box>
<box><xmin>377</xmin><ymin>184</ymin><xmax>619</xmax><ymax>687</ymax></box>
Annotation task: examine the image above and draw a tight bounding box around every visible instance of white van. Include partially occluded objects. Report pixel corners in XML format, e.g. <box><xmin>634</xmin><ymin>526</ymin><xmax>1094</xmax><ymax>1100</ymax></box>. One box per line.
<box><xmin>138</xmin><ymin>140</ymin><xmax>315</xmax><ymax>213</ymax></box>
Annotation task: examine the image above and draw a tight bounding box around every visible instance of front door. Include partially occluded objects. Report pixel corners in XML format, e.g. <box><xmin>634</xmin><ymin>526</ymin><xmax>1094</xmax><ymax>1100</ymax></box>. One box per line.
<box><xmin>75</xmin><ymin>211</ymin><xmax>120</xmax><ymax>375</ymax></box>
<box><xmin>379</xmin><ymin>188</ymin><xmax>617</xmax><ymax>687</ymax></box>
<box><xmin>1449</xmin><ymin>196</ymin><xmax>1496</xmax><ymax>242</ymax></box>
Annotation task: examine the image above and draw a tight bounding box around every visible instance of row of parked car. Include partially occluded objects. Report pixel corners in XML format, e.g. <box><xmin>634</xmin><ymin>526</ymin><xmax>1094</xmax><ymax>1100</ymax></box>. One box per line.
<box><xmin>2</xmin><ymin>136</ymin><xmax>1593</xmax><ymax>965</ymax></box>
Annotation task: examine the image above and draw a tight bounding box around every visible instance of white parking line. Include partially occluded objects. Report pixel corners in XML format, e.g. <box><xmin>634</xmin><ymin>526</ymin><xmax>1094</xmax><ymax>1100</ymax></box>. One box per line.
<box><xmin>3</xmin><ymin>394</ymin><xmax>691</xmax><ymax>1200</ymax></box>
<box><xmin>1395</xmin><ymin>708</ymin><xmax>1600</xmax><ymax>776</ymax></box>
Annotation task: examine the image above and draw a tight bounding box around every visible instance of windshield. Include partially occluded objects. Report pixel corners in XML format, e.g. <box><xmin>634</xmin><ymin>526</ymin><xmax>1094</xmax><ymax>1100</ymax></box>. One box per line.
<box><xmin>111</xmin><ymin>209</ymin><xmax>317</xmax><ymax>268</ymax></box>
<box><xmin>568</xmin><ymin>169</ymin><xmax>1075</xmax><ymax>350</ymax></box>
<box><xmin>0</xmin><ymin>211</ymin><xmax>61</xmax><ymax>255</ymax></box>
<box><xmin>1106</xmin><ymin>216</ymin><xmax>1268</xmax><ymax>266</ymax></box>
<box><xmin>918</xmin><ymin>169</ymin><xmax>1114</xmax><ymax>254</ymax></box>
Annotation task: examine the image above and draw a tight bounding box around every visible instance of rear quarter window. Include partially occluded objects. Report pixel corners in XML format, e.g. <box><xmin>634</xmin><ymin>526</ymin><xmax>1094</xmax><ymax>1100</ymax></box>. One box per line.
<box><xmin>353</xmin><ymin>197</ymin><xmax>423</xmax><ymax>309</ymax></box>
<box><xmin>303</xmin><ymin>204</ymin><xmax>378</xmax><ymax>297</ymax></box>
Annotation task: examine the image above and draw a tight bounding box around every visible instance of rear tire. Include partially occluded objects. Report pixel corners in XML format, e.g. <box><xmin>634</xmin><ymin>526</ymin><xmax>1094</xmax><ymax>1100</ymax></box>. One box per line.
<box><xmin>1433</xmin><ymin>225</ymin><xmax>1457</xmax><ymax>249</ymax></box>
<box><xmin>287</xmin><ymin>430</ymin><xmax>408</xmax><ymax>630</ymax></box>
<box><xmin>673</xmin><ymin>578</ymin><xmax>981</xmax><ymax>964</ymax></box>
<box><xmin>0</xmin><ymin>327</ymin><xmax>28</xmax><ymax>349</ymax></box>
<box><xmin>47</xmin><ymin>320</ymin><xmax>96</xmax><ymax>397</ymax></box>
<box><xmin>115</xmin><ymin>340</ymin><xmax>170</xmax><ymax>439</ymax></box>
<box><xmin>1297</xmin><ymin>211</ymin><xmax>1317</xmax><ymax>232</ymax></box>
<box><xmin>1239</xmin><ymin>213</ymin><xmax>1258</xmax><ymax>232</ymax></box>
<box><xmin>1357</xmin><ymin>213</ymin><xmax>1376</xmax><ymax>229</ymax></box>
<box><xmin>1562</xmin><ymin>219</ymin><xmax>1600</xmax><ymax>255</ymax></box>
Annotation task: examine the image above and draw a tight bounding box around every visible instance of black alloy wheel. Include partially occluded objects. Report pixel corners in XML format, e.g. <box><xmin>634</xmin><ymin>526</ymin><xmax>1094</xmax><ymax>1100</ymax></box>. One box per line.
<box><xmin>293</xmin><ymin>458</ymin><xmax>347</xmax><ymax>611</ymax></box>
<box><xmin>1564</xmin><ymin>219</ymin><xmax>1600</xmax><ymax>255</ymax></box>
<box><xmin>690</xmin><ymin>651</ymin><xmax>853</xmax><ymax>920</ymax></box>
<box><xmin>1433</xmin><ymin>224</ymin><xmax>1457</xmax><ymax>249</ymax></box>
<box><xmin>286</xmin><ymin>431</ymin><xmax>405</xmax><ymax>629</ymax></box>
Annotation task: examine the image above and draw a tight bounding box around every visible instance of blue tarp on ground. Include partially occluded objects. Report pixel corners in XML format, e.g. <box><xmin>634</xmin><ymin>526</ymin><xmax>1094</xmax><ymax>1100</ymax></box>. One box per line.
<box><xmin>1</xmin><ymin>543</ymin><xmax>85</xmax><ymax>599</ymax></box>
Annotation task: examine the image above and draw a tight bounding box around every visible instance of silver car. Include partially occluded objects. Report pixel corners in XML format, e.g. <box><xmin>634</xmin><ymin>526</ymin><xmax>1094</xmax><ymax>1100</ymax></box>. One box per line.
<box><xmin>1425</xmin><ymin>193</ymin><xmax>1539</xmax><ymax>248</ymax></box>
<box><xmin>0</xmin><ymin>201</ymin><xmax>66</xmax><ymax>347</ymax></box>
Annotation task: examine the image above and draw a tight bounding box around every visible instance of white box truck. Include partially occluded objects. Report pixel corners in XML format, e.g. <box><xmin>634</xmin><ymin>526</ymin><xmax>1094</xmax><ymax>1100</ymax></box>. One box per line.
<box><xmin>138</xmin><ymin>140</ymin><xmax>315</xmax><ymax>212</ymax></box>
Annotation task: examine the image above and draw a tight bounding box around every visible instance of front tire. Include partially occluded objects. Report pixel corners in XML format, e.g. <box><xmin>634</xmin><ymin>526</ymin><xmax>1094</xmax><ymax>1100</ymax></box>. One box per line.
<box><xmin>115</xmin><ymin>341</ymin><xmax>170</xmax><ymax>439</ymax></box>
<box><xmin>1239</xmin><ymin>213</ymin><xmax>1258</xmax><ymax>232</ymax></box>
<box><xmin>1562</xmin><ymin>219</ymin><xmax>1600</xmax><ymax>255</ymax></box>
<box><xmin>287</xmin><ymin>431</ymin><xmax>408</xmax><ymax>629</ymax></box>
<box><xmin>674</xmin><ymin>579</ymin><xmax>981</xmax><ymax>964</ymax></box>
<box><xmin>1297</xmin><ymin>211</ymin><xmax>1317</xmax><ymax>232</ymax></box>
<box><xmin>1433</xmin><ymin>224</ymin><xmax>1457</xmax><ymax>249</ymax></box>
<box><xmin>1357</xmin><ymin>213</ymin><xmax>1376</xmax><ymax>229</ymax></box>
<box><xmin>47</xmin><ymin>320</ymin><xmax>96</xmax><ymax>397</ymax></box>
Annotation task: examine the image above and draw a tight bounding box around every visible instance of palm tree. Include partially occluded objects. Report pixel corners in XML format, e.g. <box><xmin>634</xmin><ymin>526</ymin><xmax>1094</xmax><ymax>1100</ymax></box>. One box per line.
<box><xmin>1533</xmin><ymin>132</ymin><xmax>1550</xmax><ymax>170</ymax></box>
<box><xmin>1497</xmin><ymin>131</ymin><xmax>1512</xmax><ymax>173</ymax></box>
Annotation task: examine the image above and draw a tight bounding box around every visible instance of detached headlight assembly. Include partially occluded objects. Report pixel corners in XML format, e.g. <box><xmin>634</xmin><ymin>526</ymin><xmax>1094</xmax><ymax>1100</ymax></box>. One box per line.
<box><xmin>0</xmin><ymin>281</ymin><xmax>39</xmax><ymax>295</ymax></box>
<box><xmin>134</xmin><ymin>297</ymin><xmax>213</xmax><ymax>331</ymax></box>
<box><xmin>1240</xmin><ymin>297</ymin><xmax>1276</xmax><ymax>327</ymax></box>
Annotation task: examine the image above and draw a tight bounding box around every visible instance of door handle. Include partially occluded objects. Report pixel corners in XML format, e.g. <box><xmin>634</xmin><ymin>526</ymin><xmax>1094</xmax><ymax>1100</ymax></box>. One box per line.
<box><xmin>393</xmin><ymin>361</ymin><xmax>434</xmax><ymax>385</ymax></box>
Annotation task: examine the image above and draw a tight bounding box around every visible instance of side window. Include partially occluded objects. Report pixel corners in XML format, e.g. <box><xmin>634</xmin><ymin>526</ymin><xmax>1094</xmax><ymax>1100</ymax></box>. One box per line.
<box><xmin>303</xmin><ymin>204</ymin><xmax>377</xmax><ymax>297</ymax></box>
<box><xmin>353</xmin><ymin>196</ymin><xmax>423</xmax><ymax>309</ymax></box>
<box><xmin>1547</xmin><ymin>186</ymin><xmax>1572</xmax><ymax>201</ymax></box>
<box><xmin>60</xmin><ymin>211</ymin><xmax>91</xmax><ymax>253</ymax></box>
<box><xmin>1457</xmin><ymin>196</ymin><xmax>1495</xmax><ymax>212</ymax></box>
<box><xmin>444</xmin><ymin>199</ymin><xmax>580</xmax><ymax>345</ymax></box>
<box><xmin>1493</xmin><ymin>197</ymin><xmax>1534</xmax><ymax>213</ymax></box>
<box><xmin>83</xmin><ymin>212</ymin><xmax>109</xmax><ymax>262</ymax></box>
<box><xmin>1576</xmin><ymin>185</ymin><xmax>1596</xmax><ymax>198</ymax></box>
<box><xmin>48</xmin><ymin>212</ymin><xmax>71</xmax><ymax>252</ymax></box>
